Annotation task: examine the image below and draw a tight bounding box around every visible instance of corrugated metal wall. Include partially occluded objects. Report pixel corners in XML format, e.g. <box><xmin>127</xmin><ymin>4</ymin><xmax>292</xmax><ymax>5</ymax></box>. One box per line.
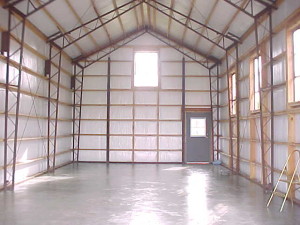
<box><xmin>219</xmin><ymin>0</ymin><xmax>300</xmax><ymax>198</ymax></box>
<box><xmin>78</xmin><ymin>34</ymin><xmax>211</xmax><ymax>163</ymax></box>
<box><xmin>0</xmin><ymin>8</ymin><xmax>73</xmax><ymax>188</ymax></box>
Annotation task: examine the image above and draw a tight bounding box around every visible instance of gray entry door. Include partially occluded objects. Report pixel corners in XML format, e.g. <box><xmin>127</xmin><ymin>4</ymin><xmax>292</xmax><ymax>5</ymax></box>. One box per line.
<box><xmin>186</xmin><ymin>111</ymin><xmax>211</xmax><ymax>163</ymax></box>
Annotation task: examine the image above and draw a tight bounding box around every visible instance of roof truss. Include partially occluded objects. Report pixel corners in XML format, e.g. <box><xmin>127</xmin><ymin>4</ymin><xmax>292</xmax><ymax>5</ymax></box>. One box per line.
<box><xmin>4</xmin><ymin>0</ymin><xmax>56</xmax><ymax>18</ymax></box>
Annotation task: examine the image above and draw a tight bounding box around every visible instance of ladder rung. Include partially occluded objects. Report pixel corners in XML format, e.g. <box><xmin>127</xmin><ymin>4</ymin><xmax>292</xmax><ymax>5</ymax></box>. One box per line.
<box><xmin>273</xmin><ymin>192</ymin><xmax>286</xmax><ymax>198</ymax></box>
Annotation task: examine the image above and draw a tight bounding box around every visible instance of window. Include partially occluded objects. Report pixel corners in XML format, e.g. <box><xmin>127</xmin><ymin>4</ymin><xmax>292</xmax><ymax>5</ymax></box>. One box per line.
<box><xmin>287</xmin><ymin>14</ymin><xmax>300</xmax><ymax>104</ymax></box>
<box><xmin>230</xmin><ymin>73</ymin><xmax>237</xmax><ymax>115</ymax></box>
<box><xmin>134</xmin><ymin>51</ymin><xmax>158</xmax><ymax>87</ymax></box>
<box><xmin>190</xmin><ymin>118</ymin><xmax>206</xmax><ymax>137</ymax></box>
<box><xmin>253</xmin><ymin>56</ymin><xmax>262</xmax><ymax>110</ymax></box>
<box><xmin>293</xmin><ymin>29</ymin><xmax>300</xmax><ymax>102</ymax></box>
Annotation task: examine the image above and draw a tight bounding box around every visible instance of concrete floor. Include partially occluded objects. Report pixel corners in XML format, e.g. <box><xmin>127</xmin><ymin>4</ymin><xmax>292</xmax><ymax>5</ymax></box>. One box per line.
<box><xmin>0</xmin><ymin>164</ymin><xmax>299</xmax><ymax>225</ymax></box>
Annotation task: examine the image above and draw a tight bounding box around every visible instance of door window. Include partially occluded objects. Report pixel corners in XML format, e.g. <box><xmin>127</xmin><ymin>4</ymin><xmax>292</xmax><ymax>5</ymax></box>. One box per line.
<box><xmin>190</xmin><ymin>118</ymin><xmax>206</xmax><ymax>137</ymax></box>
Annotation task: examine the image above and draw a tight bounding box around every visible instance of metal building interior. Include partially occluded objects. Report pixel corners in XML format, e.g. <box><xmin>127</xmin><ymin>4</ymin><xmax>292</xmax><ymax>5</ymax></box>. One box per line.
<box><xmin>1</xmin><ymin>0</ymin><xmax>300</xmax><ymax>224</ymax></box>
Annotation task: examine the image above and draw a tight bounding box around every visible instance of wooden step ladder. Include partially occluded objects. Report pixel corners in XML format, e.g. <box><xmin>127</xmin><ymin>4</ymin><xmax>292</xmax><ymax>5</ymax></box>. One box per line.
<box><xmin>267</xmin><ymin>150</ymin><xmax>300</xmax><ymax>212</ymax></box>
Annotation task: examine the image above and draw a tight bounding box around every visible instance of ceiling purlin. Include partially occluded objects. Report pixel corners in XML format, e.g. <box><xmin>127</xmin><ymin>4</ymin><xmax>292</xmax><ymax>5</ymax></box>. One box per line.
<box><xmin>146</xmin><ymin>0</ymin><xmax>236</xmax><ymax>51</ymax></box>
<box><xmin>207</xmin><ymin>0</ymin><xmax>249</xmax><ymax>55</ymax></box>
<box><xmin>195</xmin><ymin>0</ymin><xmax>219</xmax><ymax>50</ymax></box>
<box><xmin>140</xmin><ymin>1</ymin><xmax>145</xmax><ymax>27</ymax></box>
<box><xmin>91</xmin><ymin>0</ymin><xmax>112</xmax><ymax>44</ymax></box>
<box><xmin>65</xmin><ymin>0</ymin><xmax>98</xmax><ymax>48</ymax></box>
<box><xmin>147</xmin><ymin>27</ymin><xmax>219</xmax><ymax>69</ymax></box>
<box><xmin>48</xmin><ymin>0</ymin><xmax>142</xmax><ymax>50</ymax></box>
<box><xmin>152</xmin><ymin>1</ymin><xmax>156</xmax><ymax>30</ymax></box>
<box><xmin>73</xmin><ymin>27</ymin><xmax>146</xmax><ymax>68</ymax></box>
<box><xmin>112</xmin><ymin>0</ymin><xmax>125</xmax><ymax>35</ymax></box>
<box><xmin>167</xmin><ymin>0</ymin><xmax>175</xmax><ymax>38</ymax></box>
<box><xmin>4</xmin><ymin>0</ymin><xmax>55</xmax><ymax>17</ymax></box>
<box><xmin>133</xmin><ymin>3</ymin><xmax>140</xmax><ymax>28</ymax></box>
<box><xmin>181</xmin><ymin>0</ymin><xmax>196</xmax><ymax>43</ymax></box>
<box><xmin>147</xmin><ymin>0</ymin><xmax>151</xmax><ymax>27</ymax></box>
<box><xmin>35</xmin><ymin>0</ymin><xmax>84</xmax><ymax>54</ymax></box>
<box><xmin>73</xmin><ymin>25</ymin><xmax>219</xmax><ymax>70</ymax></box>
<box><xmin>222</xmin><ymin>0</ymin><xmax>276</xmax><ymax>19</ymax></box>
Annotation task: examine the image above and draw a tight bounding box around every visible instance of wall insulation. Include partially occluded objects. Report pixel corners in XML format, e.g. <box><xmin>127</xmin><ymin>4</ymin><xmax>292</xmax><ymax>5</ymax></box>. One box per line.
<box><xmin>77</xmin><ymin>34</ymin><xmax>212</xmax><ymax>163</ymax></box>
<box><xmin>0</xmin><ymin>8</ymin><xmax>73</xmax><ymax>188</ymax></box>
<box><xmin>219</xmin><ymin>0</ymin><xmax>300</xmax><ymax>199</ymax></box>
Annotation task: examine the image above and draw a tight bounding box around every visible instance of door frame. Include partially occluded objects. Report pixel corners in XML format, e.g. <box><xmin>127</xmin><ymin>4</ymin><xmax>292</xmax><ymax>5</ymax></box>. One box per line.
<box><xmin>183</xmin><ymin>108</ymin><xmax>213</xmax><ymax>164</ymax></box>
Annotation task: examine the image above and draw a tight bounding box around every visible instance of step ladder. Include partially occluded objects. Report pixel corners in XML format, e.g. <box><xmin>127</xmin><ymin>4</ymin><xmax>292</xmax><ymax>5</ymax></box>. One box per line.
<box><xmin>267</xmin><ymin>150</ymin><xmax>300</xmax><ymax>212</ymax></box>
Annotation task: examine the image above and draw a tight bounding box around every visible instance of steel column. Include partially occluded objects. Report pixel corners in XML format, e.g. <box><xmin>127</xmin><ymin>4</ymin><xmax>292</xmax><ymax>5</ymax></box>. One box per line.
<box><xmin>235</xmin><ymin>44</ymin><xmax>241</xmax><ymax>173</ymax></box>
<box><xmin>181</xmin><ymin>57</ymin><xmax>186</xmax><ymax>163</ymax></box>
<box><xmin>209</xmin><ymin>69</ymin><xmax>215</xmax><ymax>161</ymax></box>
<box><xmin>72</xmin><ymin>64</ymin><xmax>84</xmax><ymax>162</ymax></box>
<box><xmin>47</xmin><ymin>44</ymin><xmax>63</xmax><ymax>172</ymax></box>
<box><xmin>254</xmin><ymin>14</ymin><xmax>274</xmax><ymax>189</ymax></box>
<box><xmin>3</xmin><ymin>9</ymin><xmax>26</xmax><ymax>190</ymax></box>
<box><xmin>225</xmin><ymin>51</ymin><xmax>234</xmax><ymax>170</ymax></box>
<box><xmin>106</xmin><ymin>57</ymin><xmax>111</xmax><ymax>163</ymax></box>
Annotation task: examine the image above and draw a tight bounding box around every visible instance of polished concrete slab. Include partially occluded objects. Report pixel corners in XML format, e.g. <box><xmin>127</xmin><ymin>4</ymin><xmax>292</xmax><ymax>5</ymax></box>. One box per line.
<box><xmin>0</xmin><ymin>163</ymin><xmax>299</xmax><ymax>225</ymax></box>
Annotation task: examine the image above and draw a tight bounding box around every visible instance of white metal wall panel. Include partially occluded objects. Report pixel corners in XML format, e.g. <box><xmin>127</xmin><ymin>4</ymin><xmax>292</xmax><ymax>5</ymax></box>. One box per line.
<box><xmin>83</xmin><ymin>77</ymin><xmax>107</xmax><ymax>90</ymax></box>
<box><xmin>134</xmin><ymin>137</ymin><xmax>157</xmax><ymax>150</ymax></box>
<box><xmin>159</xmin><ymin>106</ymin><xmax>181</xmax><ymax>120</ymax></box>
<box><xmin>134</xmin><ymin>106</ymin><xmax>157</xmax><ymax>119</ymax></box>
<box><xmin>111</xmin><ymin>91</ymin><xmax>133</xmax><ymax>104</ymax></box>
<box><xmin>159</xmin><ymin>151</ymin><xmax>182</xmax><ymax>162</ymax></box>
<box><xmin>134</xmin><ymin>121</ymin><xmax>157</xmax><ymax>134</ymax></box>
<box><xmin>134</xmin><ymin>151</ymin><xmax>158</xmax><ymax>162</ymax></box>
<box><xmin>161</xmin><ymin>77</ymin><xmax>182</xmax><ymax>89</ymax></box>
<box><xmin>135</xmin><ymin>91</ymin><xmax>157</xmax><ymax>104</ymax></box>
<box><xmin>78</xmin><ymin>150</ymin><xmax>106</xmax><ymax>162</ymax></box>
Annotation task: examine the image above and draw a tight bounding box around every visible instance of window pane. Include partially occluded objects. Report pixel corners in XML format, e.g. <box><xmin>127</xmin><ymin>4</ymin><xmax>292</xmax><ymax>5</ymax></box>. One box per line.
<box><xmin>254</xmin><ymin>56</ymin><xmax>262</xmax><ymax>89</ymax></box>
<box><xmin>232</xmin><ymin>100</ymin><xmax>236</xmax><ymax>115</ymax></box>
<box><xmin>254</xmin><ymin>92</ymin><xmax>260</xmax><ymax>110</ymax></box>
<box><xmin>231</xmin><ymin>73</ymin><xmax>236</xmax><ymax>100</ymax></box>
<box><xmin>134</xmin><ymin>52</ymin><xmax>158</xmax><ymax>87</ymax></box>
<box><xmin>294</xmin><ymin>29</ymin><xmax>300</xmax><ymax>77</ymax></box>
<box><xmin>190</xmin><ymin>118</ymin><xmax>206</xmax><ymax>137</ymax></box>
<box><xmin>295</xmin><ymin>77</ymin><xmax>300</xmax><ymax>102</ymax></box>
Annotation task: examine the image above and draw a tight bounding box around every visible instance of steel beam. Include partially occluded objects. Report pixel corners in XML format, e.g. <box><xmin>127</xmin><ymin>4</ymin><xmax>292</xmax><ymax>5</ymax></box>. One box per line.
<box><xmin>235</xmin><ymin>44</ymin><xmax>241</xmax><ymax>173</ymax></box>
<box><xmin>74</xmin><ymin>28</ymin><xmax>146</xmax><ymax>68</ymax></box>
<box><xmin>181</xmin><ymin>57</ymin><xmax>186</xmax><ymax>163</ymax></box>
<box><xmin>72</xmin><ymin>64</ymin><xmax>84</xmax><ymax>162</ymax></box>
<box><xmin>147</xmin><ymin>27</ymin><xmax>218</xmax><ymax>69</ymax></box>
<box><xmin>47</xmin><ymin>44</ymin><xmax>62</xmax><ymax>172</ymax></box>
<box><xmin>106</xmin><ymin>57</ymin><xmax>111</xmax><ymax>163</ymax></box>
<box><xmin>226</xmin><ymin>51</ymin><xmax>234</xmax><ymax>170</ymax></box>
<box><xmin>48</xmin><ymin>0</ymin><xmax>142</xmax><ymax>50</ymax></box>
<box><xmin>145</xmin><ymin>0</ymin><xmax>236</xmax><ymax>51</ymax></box>
<box><xmin>254</xmin><ymin>11</ymin><xmax>274</xmax><ymax>189</ymax></box>
<box><xmin>222</xmin><ymin>0</ymin><xmax>276</xmax><ymax>19</ymax></box>
<box><xmin>4</xmin><ymin>0</ymin><xmax>56</xmax><ymax>18</ymax></box>
<box><xmin>3</xmin><ymin>9</ymin><xmax>26</xmax><ymax>190</ymax></box>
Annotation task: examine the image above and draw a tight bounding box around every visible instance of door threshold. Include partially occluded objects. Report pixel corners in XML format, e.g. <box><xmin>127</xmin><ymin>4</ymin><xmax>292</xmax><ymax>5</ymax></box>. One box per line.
<box><xmin>186</xmin><ymin>162</ymin><xmax>210</xmax><ymax>165</ymax></box>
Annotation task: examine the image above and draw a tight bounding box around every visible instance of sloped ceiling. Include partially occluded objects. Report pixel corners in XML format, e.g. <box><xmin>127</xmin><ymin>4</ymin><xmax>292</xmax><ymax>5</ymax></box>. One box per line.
<box><xmin>3</xmin><ymin>0</ymin><xmax>277</xmax><ymax>66</ymax></box>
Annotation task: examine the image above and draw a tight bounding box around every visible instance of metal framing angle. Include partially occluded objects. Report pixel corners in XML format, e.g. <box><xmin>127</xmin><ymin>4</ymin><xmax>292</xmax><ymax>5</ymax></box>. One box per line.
<box><xmin>145</xmin><ymin>0</ymin><xmax>237</xmax><ymax>51</ymax></box>
<box><xmin>225</xmin><ymin>50</ymin><xmax>234</xmax><ymax>170</ymax></box>
<box><xmin>72</xmin><ymin>63</ymin><xmax>84</xmax><ymax>162</ymax></box>
<box><xmin>74</xmin><ymin>28</ymin><xmax>146</xmax><ymax>68</ymax></box>
<box><xmin>147</xmin><ymin>27</ymin><xmax>218</xmax><ymax>69</ymax></box>
<box><xmin>209</xmin><ymin>64</ymin><xmax>220</xmax><ymax>161</ymax></box>
<box><xmin>3</xmin><ymin>9</ymin><xmax>26</xmax><ymax>190</ymax></box>
<box><xmin>47</xmin><ymin>0</ymin><xmax>142</xmax><ymax>50</ymax></box>
<box><xmin>47</xmin><ymin>43</ymin><xmax>63</xmax><ymax>172</ymax></box>
<box><xmin>4</xmin><ymin>0</ymin><xmax>56</xmax><ymax>18</ymax></box>
<box><xmin>222</xmin><ymin>0</ymin><xmax>276</xmax><ymax>19</ymax></box>
<box><xmin>254</xmin><ymin>9</ymin><xmax>274</xmax><ymax>189</ymax></box>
